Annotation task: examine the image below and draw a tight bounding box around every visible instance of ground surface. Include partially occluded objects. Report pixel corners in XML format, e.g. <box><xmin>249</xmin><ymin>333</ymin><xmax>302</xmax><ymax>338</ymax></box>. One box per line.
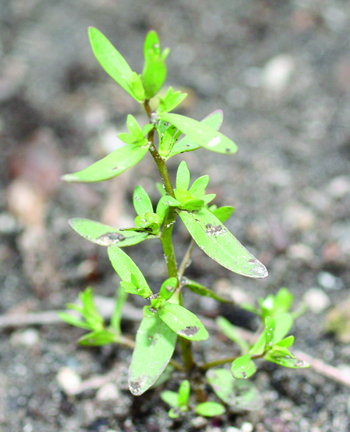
<box><xmin>1</xmin><ymin>0</ymin><xmax>350</xmax><ymax>431</ymax></box>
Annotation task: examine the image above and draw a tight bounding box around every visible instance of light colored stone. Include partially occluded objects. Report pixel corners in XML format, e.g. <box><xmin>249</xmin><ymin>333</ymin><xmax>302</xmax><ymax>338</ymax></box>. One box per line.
<box><xmin>303</xmin><ymin>288</ymin><xmax>330</xmax><ymax>314</ymax></box>
<box><xmin>262</xmin><ymin>54</ymin><xmax>295</xmax><ymax>93</ymax></box>
<box><xmin>317</xmin><ymin>271</ymin><xmax>343</xmax><ymax>290</ymax></box>
<box><xmin>326</xmin><ymin>176</ymin><xmax>350</xmax><ymax>199</ymax></box>
<box><xmin>287</xmin><ymin>243</ymin><xmax>314</xmax><ymax>263</ymax></box>
<box><xmin>56</xmin><ymin>367</ymin><xmax>82</xmax><ymax>396</ymax></box>
<box><xmin>96</xmin><ymin>382</ymin><xmax>120</xmax><ymax>401</ymax></box>
<box><xmin>241</xmin><ymin>422</ymin><xmax>254</xmax><ymax>432</ymax></box>
<box><xmin>11</xmin><ymin>328</ymin><xmax>40</xmax><ymax>346</ymax></box>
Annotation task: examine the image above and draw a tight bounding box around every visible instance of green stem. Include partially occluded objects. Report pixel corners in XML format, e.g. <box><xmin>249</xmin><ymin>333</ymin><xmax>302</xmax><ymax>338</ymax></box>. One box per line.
<box><xmin>143</xmin><ymin>100</ymin><xmax>196</xmax><ymax>375</ymax></box>
<box><xmin>200</xmin><ymin>353</ymin><xmax>264</xmax><ymax>372</ymax></box>
<box><xmin>178</xmin><ymin>239</ymin><xmax>195</xmax><ymax>281</ymax></box>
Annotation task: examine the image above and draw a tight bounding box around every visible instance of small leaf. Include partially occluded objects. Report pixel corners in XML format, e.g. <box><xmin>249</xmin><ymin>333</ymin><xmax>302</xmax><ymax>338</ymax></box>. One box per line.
<box><xmin>167</xmin><ymin>110</ymin><xmax>224</xmax><ymax>159</ymax></box>
<box><xmin>79</xmin><ymin>288</ymin><xmax>104</xmax><ymax>327</ymax></box>
<box><xmin>120</xmin><ymin>281</ymin><xmax>141</xmax><ymax>296</ymax></box>
<box><xmin>179</xmin><ymin>207</ymin><xmax>268</xmax><ymax>279</ymax></box>
<box><xmin>201</xmin><ymin>193</ymin><xmax>216</xmax><ymax>205</ymax></box>
<box><xmin>142</xmin><ymin>30</ymin><xmax>167</xmax><ymax>99</ymax></box>
<box><xmin>133</xmin><ymin>185</ymin><xmax>153</xmax><ymax>216</ymax></box>
<box><xmin>69</xmin><ymin>218</ymin><xmax>149</xmax><ymax>247</ymax></box>
<box><xmin>265</xmin><ymin>353</ymin><xmax>310</xmax><ymax>369</ymax></box>
<box><xmin>127</xmin><ymin>114</ymin><xmax>144</xmax><ymax>139</ymax></box>
<box><xmin>206</xmin><ymin>369</ymin><xmax>263</xmax><ymax>411</ymax></box>
<box><xmin>78</xmin><ymin>329</ymin><xmax>118</xmax><ymax>346</ymax></box>
<box><xmin>189</xmin><ymin>175</ymin><xmax>210</xmax><ymax>197</ymax></box>
<box><xmin>182</xmin><ymin>198</ymin><xmax>204</xmax><ymax>211</ymax></box>
<box><xmin>195</xmin><ymin>402</ymin><xmax>225</xmax><ymax>417</ymax></box>
<box><xmin>231</xmin><ymin>354</ymin><xmax>257</xmax><ymax>379</ymax></box>
<box><xmin>156</xmin><ymin>195</ymin><xmax>181</xmax><ymax>222</ymax></box>
<box><xmin>108</xmin><ymin>245</ymin><xmax>153</xmax><ymax>298</ymax></box>
<box><xmin>211</xmin><ymin>206</ymin><xmax>235</xmax><ymax>223</ymax></box>
<box><xmin>265</xmin><ymin>316</ymin><xmax>275</xmax><ymax>347</ymax></box>
<box><xmin>62</xmin><ymin>143</ymin><xmax>149</xmax><ymax>183</ymax></box>
<box><xmin>168</xmin><ymin>408</ymin><xmax>181</xmax><ymax>418</ymax></box>
<box><xmin>128</xmin><ymin>314</ymin><xmax>177</xmax><ymax>396</ymax></box>
<box><xmin>178</xmin><ymin>380</ymin><xmax>190</xmax><ymax>407</ymax></box>
<box><xmin>158</xmin><ymin>303</ymin><xmax>209</xmax><ymax>341</ymax></box>
<box><xmin>161</xmin><ymin>391</ymin><xmax>179</xmax><ymax>408</ymax></box>
<box><xmin>176</xmin><ymin>161</ymin><xmax>191</xmax><ymax>191</ymax></box>
<box><xmin>249</xmin><ymin>329</ymin><xmax>267</xmax><ymax>356</ymax></box>
<box><xmin>88</xmin><ymin>27</ymin><xmax>142</xmax><ymax>102</ymax></box>
<box><xmin>273</xmin><ymin>288</ymin><xmax>294</xmax><ymax>315</ymax></box>
<box><xmin>158</xmin><ymin>124</ymin><xmax>181</xmax><ymax>158</ymax></box>
<box><xmin>161</xmin><ymin>112</ymin><xmax>237</xmax><ymax>155</ymax></box>
<box><xmin>216</xmin><ymin>316</ymin><xmax>249</xmax><ymax>354</ymax></box>
<box><xmin>157</xmin><ymin>87</ymin><xmax>188</xmax><ymax>115</ymax></box>
<box><xmin>272</xmin><ymin>313</ymin><xmax>293</xmax><ymax>343</ymax></box>
<box><xmin>275</xmin><ymin>335</ymin><xmax>294</xmax><ymax>348</ymax></box>
<box><xmin>159</xmin><ymin>277</ymin><xmax>178</xmax><ymax>301</ymax></box>
<box><xmin>59</xmin><ymin>312</ymin><xmax>93</xmax><ymax>330</ymax></box>
<box><xmin>184</xmin><ymin>279</ymin><xmax>233</xmax><ymax>304</ymax></box>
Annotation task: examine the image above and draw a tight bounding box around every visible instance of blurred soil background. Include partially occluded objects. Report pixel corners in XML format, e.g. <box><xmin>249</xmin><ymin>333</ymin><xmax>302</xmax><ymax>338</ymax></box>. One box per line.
<box><xmin>0</xmin><ymin>0</ymin><xmax>350</xmax><ymax>431</ymax></box>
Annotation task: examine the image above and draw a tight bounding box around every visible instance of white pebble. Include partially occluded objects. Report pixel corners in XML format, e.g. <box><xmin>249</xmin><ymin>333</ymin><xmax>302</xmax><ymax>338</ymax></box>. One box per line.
<box><xmin>96</xmin><ymin>382</ymin><xmax>120</xmax><ymax>401</ymax></box>
<box><xmin>262</xmin><ymin>54</ymin><xmax>295</xmax><ymax>93</ymax></box>
<box><xmin>56</xmin><ymin>367</ymin><xmax>82</xmax><ymax>396</ymax></box>
<box><xmin>241</xmin><ymin>422</ymin><xmax>254</xmax><ymax>432</ymax></box>
<box><xmin>303</xmin><ymin>288</ymin><xmax>330</xmax><ymax>314</ymax></box>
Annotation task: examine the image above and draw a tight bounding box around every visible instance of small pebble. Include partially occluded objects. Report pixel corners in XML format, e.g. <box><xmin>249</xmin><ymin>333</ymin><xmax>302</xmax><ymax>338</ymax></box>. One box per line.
<box><xmin>262</xmin><ymin>54</ymin><xmax>295</xmax><ymax>93</ymax></box>
<box><xmin>326</xmin><ymin>176</ymin><xmax>350</xmax><ymax>199</ymax></box>
<box><xmin>226</xmin><ymin>427</ymin><xmax>240</xmax><ymax>432</ymax></box>
<box><xmin>56</xmin><ymin>367</ymin><xmax>82</xmax><ymax>396</ymax></box>
<box><xmin>11</xmin><ymin>328</ymin><xmax>40</xmax><ymax>346</ymax></box>
<box><xmin>287</xmin><ymin>243</ymin><xmax>314</xmax><ymax>263</ymax></box>
<box><xmin>191</xmin><ymin>416</ymin><xmax>208</xmax><ymax>429</ymax></box>
<box><xmin>317</xmin><ymin>271</ymin><xmax>343</xmax><ymax>290</ymax></box>
<box><xmin>303</xmin><ymin>288</ymin><xmax>330</xmax><ymax>314</ymax></box>
<box><xmin>96</xmin><ymin>382</ymin><xmax>120</xmax><ymax>401</ymax></box>
<box><xmin>241</xmin><ymin>422</ymin><xmax>254</xmax><ymax>432</ymax></box>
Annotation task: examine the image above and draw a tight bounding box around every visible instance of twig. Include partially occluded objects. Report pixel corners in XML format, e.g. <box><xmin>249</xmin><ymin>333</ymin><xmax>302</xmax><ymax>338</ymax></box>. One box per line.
<box><xmin>178</xmin><ymin>239</ymin><xmax>195</xmax><ymax>280</ymax></box>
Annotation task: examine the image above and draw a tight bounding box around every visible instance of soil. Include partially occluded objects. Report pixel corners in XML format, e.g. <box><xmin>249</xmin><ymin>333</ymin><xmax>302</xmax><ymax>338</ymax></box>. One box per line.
<box><xmin>1</xmin><ymin>0</ymin><xmax>350</xmax><ymax>431</ymax></box>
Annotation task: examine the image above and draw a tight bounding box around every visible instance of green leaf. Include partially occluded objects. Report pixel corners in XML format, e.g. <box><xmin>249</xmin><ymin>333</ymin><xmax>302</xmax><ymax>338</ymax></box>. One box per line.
<box><xmin>182</xmin><ymin>198</ymin><xmax>204</xmax><ymax>211</ymax></box>
<box><xmin>161</xmin><ymin>112</ymin><xmax>237</xmax><ymax>155</ymax></box>
<box><xmin>178</xmin><ymin>380</ymin><xmax>190</xmax><ymax>407</ymax></box>
<box><xmin>130</xmin><ymin>72</ymin><xmax>145</xmax><ymax>101</ymax></box>
<box><xmin>273</xmin><ymin>288</ymin><xmax>294</xmax><ymax>314</ymax></box>
<box><xmin>249</xmin><ymin>329</ymin><xmax>267</xmax><ymax>356</ymax></box>
<box><xmin>110</xmin><ymin>286</ymin><xmax>128</xmax><ymax>333</ymax></box>
<box><xmin>126</xmin><ymin>115</ymin><xmax>144</xmax><ymax>139</ymax></box>
<box><xmin>62</xmin><ymin>143</ymin><xmax>149</xmax><ymax>183</ymax></box>
<box><xmin>216</xmin><ymin>316</ymin><xmax>249</xmax><ymax>353</ymax></box>
<box><xmin>166</xmin><ymin>110</ymin><xmax>224</xmax><ymax>159</ymax></box>
<box><xmin>189</xmin><ymin>175</ymin><xmax>210</xmax><ymax>198</ymax></box>
<box><xmin>78</xmin><ymin>329</ymin><xmax>118</xmax><ymax>346</ymax></box>
<box><xmin>156</xmin><ymin>195</ymin><xmax>181</xmax><ymax>222</ymax></box>
<box><xmin>133</xmin><ymin>185</ymin><xmax>153</xmax><ymax>216</ymax></box>
<box><xmin>142</xmin><ymin>31</ymin><xmax>167</xmax><ymax>99</ymax></box>
<box><xmin>272</xmin><ymin>313</ymin><xmax>293</xmax><ymax>343</ymax></box>
<box><xmin>79</xmin><ymin>288</ymin><xmax>104</xmax><ymax>328</ymax></box>
<box><xmin>184</xmin><ymin>279</ymin><xmax>233</xmax><ymax>304</ymax></box>
<box><xmin>206</xmin><ymin>369</ymin><xmax>263</xmax><ymax>411</ymax></box>
<box><xmin>201</xmin><ymin>193</ymin><xmax>216</xmax><ymax>205</ymax></box>
<box><xmin>265</xmin><ymin>316</ymin><xmax>275</xmax><ymax>347</ymax></box>
<box><xmin>120</xmin><ymin>281</ymin><xmax>141</xmax><ymax>296</ymax></box>
<box><xmin>128</xmin><ymin>314</ymin><xmax>177</xmax><ymax>395</ymax></box>
<box><xmin>275</xmin><ymin>335</ymin><xmax>294</xmax><ymax>348</ymax></box>
<box><xmin>59</xmin><ymin>312</ymin><xmax>93</xmax><ymax>330</ymax></box>
<box><xmin>157</xmin><ymin>87</ymin><xmax>188</xmax><ymax>115</ymax></box>
<box><xmin>264</xmin><ymin>353</ymin><xmax>310</xmax><ymax>369</ymax></box>
<box><xmin>158</xmin><ymin>303</ymin><xmax>209</xmax><ymax>341</ymax></box>
<box><xmin>69</xmin><ymin>218</ymin><xmax>149</xmax><ymax>247</ymax></box>
<box><xmin>176</xmin><ymin>161</ymin><xmax>191</xmax><ymax>191</ymax></box>
<box><xmin>161</xmin><ymin>391</ymin><xmax>179</xmax><ymax>408</ymax></box>
<box><xmin>168</xmin><ymin>408</ymin><xmax>181</xmax><ymax>418</ymax></box>
<box><xmin>195</xmin><ymin>402</ymin><xmax>225</xmax><ymax>417</ymax></box>
<box><xmin>108</xmin><ymin>245</ymin><xmax>153</xmax><ymax>298</ymax></box>
<box><xmin>211</xmin><ymin>206</ymin><xmax>235</xmax><ymax>223</ymax></box>
<box><xmin>231</xmin><ymin>354</ymin><xmax>257</xmax><ymax>379</ymax></box>
<box><xmin>159</xmin><ymin>277</ymin><xmax>178</xmax><ymax>301</ymax></box>
<box><xmin>158</xmin><ymin>124</ymin><xmax>181</xmax><ymax>158</ymax></box>
<box><xmin>179</xmin><ymin>207</ymin><xmax>268</xmax><ymax>278</ymax></box>
<box><xmin>88</xmin><ymin>27</ymin><xmax>143</xmax><ymax>102</ymax></box>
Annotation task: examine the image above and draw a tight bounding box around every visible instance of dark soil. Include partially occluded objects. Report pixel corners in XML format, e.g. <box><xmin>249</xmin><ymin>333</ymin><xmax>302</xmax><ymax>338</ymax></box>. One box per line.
<box><xmin>1</xmin><ymin>0</ymin><xmax>350</xmax><ymax>431</ymax></box>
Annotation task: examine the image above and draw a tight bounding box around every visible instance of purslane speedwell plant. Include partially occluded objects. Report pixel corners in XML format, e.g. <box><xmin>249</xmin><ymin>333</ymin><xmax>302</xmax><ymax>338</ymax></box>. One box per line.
<box><xmin>60</xmin><ymin>27</ymin><xmax>310</xmax><ymax>418</ymax></box>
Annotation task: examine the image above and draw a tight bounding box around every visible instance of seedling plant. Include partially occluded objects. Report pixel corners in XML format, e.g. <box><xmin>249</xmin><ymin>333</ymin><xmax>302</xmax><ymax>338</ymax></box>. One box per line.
<box><xmin>61</xmin><ymin>27</ymin><xmax>309</xmax><ymax>418</ymax></box>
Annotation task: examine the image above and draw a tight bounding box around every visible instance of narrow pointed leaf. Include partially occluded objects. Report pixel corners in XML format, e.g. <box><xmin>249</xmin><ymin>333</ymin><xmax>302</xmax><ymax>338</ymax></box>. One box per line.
<box><xmin>158</xmin><ymin>303</ymin><xmax>209</xmax><ymax>341</ymax></box>
<box><xmin>179</xmin><ymin>207</ymin><xmax>268</xmax><ymax>278</ymax></box>
<box><xmin>265</xmin><ymin>353</ymin><xmax>310</xmax><ymax>369</ymax></box>
<box><xmin>120</xmin><ymin>281</ymin><xmax>141</xmax><ymax>296</ymax></box>
<box><xmin>201</xmin><ymin>193</ymin><xmax>216</xmax><ymax>205</ymax></box>
<box><xmin>265</xmin><ymin>316</ymin><xmax>275</xmax><ymax>347</ymax></box>
<box><xmin>206</xmin><ymin>368</ymin><xmax>263</xmax><ymax>411</ymax></box>
<box><xmin>129</xmin><ymin>314</ymin><xmax>177</xmax><ymax>395</ymax></box>
<box><xmin>59</xmin><ymin>312</ymin><xmax>93</xmax><ymax>330</ymax></box>
<box><xmin>108</xmin><ymin>245</ymin><xmax>152</xmax><ymax>298</ymax></box>
<box><xmin>231</xmin><ymin>354</ymin><xmax>257</xmax><ymax>379</ymax></box>
<box><xmin>161</xmin><ymin>112</ymin><xmax>237</xmax><ymax>155</ymax></box>
<box><xmin>127</xmin><ymin>115</ymin><xmax>144</xmax><ymax>139</ymax></box>
<box><xmin>156</xmin><ymin>195</ymin><xmax>181</xmax><ymax>222</ymax></box>
<box><xmin>272</xmin><ymin>313</ymin><xmax>293</xmax><ymax>343</ymax></box>
<box><xmin>184</xmin><ymin>279</ymin><xmax>233</xmax><ymax>303</ymax></box>
<box><xmin>211</xmin><ymin>206</ymin><xmax>235</xmax><ymax>223</ymax></box>
<box><xmin>161</xmin><ymin>391</ymin><xmax>179</xmax><ymax>408</ymax></box>
<box><xmin>178</xmin><ymin>380</ymin><xmax>190</xmax><ymax>407</ymax></box>
<box><xmin>159</xmin><ymin>277</ymin><xmax>178</xmax><ymax>301</ymax></box>
<box><xmin>216</xmin><ymin>316</ymin><xmax>249</xmax><ymax>353</ymax></box>
<box><xmin>189</xmin><ymin>175</ymin><xmax>210</xmax><ymax>197</ymax></box>
<box><xmin>157</xmin><ymin>87</ymin><xmax>188</xmax><ymax>115</ymax></box>
<box><xmin>176</xmin><ymin>161</ymin><xmax>190</xmax><ymax>190</ymax></box>
<box><xmin>88</xmin><ymin>27</ymin><xmax>142</xmax><ymax>101</ymax></box>
<box><xmin>142</xmin><ymin>31</ymin><xmax>167</xmax><ymax>98</ymax></box>
<box><xmin>133</xmin><ymin>185</ymin><xmax>153</xmax><ymax>216</ymax></box>
<box><xmin>166</xmin><ymin>110</ymin><xmax>224</xmax><ymax>159</ymax></box>
<box><xmin>275</xmin><ymin>335</ymin><xmax>294</xmax><ymax>348</ymax></box>
<box><xmin>195</xmin><ymin>402</ymin><xmax>225</xmax><ymax>417</ymax></box>
<box><xmin>62</xmin><ymin>144</ymin><xmax>149</xmax><ymax>183</ymax></box>
<box><xmin>78</xmin><ymin>330</ymin><xmax>118</xmax><ymax>346</ymax></box>
<box><xmin>182</xmin><ymin>198</ymin><xmax>204</xmax><ymax>211</ymax></box>
<box><xmin>69</xmin><ymin>218</ymin><xmax>148</xmax><ymax>247</ymax></box>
